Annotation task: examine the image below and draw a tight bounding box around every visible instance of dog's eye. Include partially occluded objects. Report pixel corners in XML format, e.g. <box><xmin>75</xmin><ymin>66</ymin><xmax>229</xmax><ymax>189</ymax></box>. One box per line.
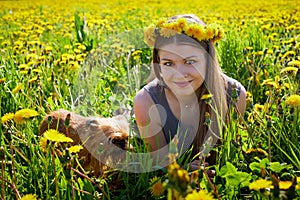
<box><xmin>111</xmin><ymin>139</ymin><xmax>116</xmax><ymax>144</ymax></box>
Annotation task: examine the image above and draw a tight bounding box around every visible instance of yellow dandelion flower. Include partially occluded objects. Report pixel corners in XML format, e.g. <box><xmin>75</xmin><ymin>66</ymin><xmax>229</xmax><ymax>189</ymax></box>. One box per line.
<box><xmin>144</xmin><ymin>26</ymin><xmax>156</xmax><ymax>46</ymax></box>
<box><xmin>64</xmin><ymin>44</ymin><xmax>72</xmax><ymax>49</ymax></box>
<box><xmin>193</xmin><ymin>26</ymin><xmax>205</xmax><ymax>41</ymax></box>
<box><xmin>46</xmin><ymin>25</ymin><xmax>53</xmax><ymax>30</ymax></box>
<box><xmin>14</xmin><ymin>109</ymin><xmax>38</xmax><ymax>124</ymax></box>
<box><xmin>29</xmin><ymin>77</ymin><xmax>38</xmax><ymax>84</ymax></box>
<box><xmin>39</xmin><ymin>136</ymin><xmax>48</xmax><ymax>152</ymax></box>
<box><xmin>102</xmin><ymin>51</ymin><xmax>110</xmax><ymax>57</ymax></box>
<box><xmin>184</xmin><ymin>24</ymin><xmax>196</xmax><ymax>37</ymax></box>
<box><xmin>280</xmin><ymin>66</ymin><xmax>298</xmax><ymax>74</ymax></box>
<box><xmin>74</xmin><ymin>49</ymin><xmax>81</xmax><ymax>54</ymax></box>
<box><xmin>254</xmin><ymin>104</ymin><xmax>264</xmax><ymax>111</ymax></box>
<box><xmin>18</xmin><ymin>64</ymin><xmax>29</xmax><ymax>70</ymax></box>
<box><xmin>149</xmin><ymin>176</ymin><xmax>164</xmax><ymax>197</ymax></box>
<box><xmin>0</xmin><ymin>78</ymin><xmax>6</xmax><ymax>84</ymax></box>
<box><xmin>201</xmin><ymin>93</ymin><xmax>213</xmax><ymax>100</ymax></box>
<box><xmin>159</xmin><ymin>27</ymin><xmax>178</xmax><ymax>38</ymax></box>
<box><xmin>246</xmin><ymin>91</ymin><xmax>252</xmax><ymax>98</ymax></box>
<box><xmin>44</xmin><ymin>129</ymin><xmax>73</xmax><ymax>143</ymax></box>
<box><xmin>75</xmin><ymin>54</ymin><xmax>86</xmax><ymax>61</ymax></box>
<box><xmin>20</xmin><ymin>194</ymin><xmax>37</xmax><ymax>200</ymax></box>
<box><xmin>69</xmin><ymin>61</ymin><xmax>80</xmax><ymax>71</ymax></box>
<box><xmin>20</xmin><ymin>70</ymin><xmax>29</xmax><ymax>74</ymax></box>
<box><xmin>177</xmin><ymin>168</ymin><xmax>190</xmax><ymax>182</ymax></box>
<box><xmin>282</xmin><ymin>51</ymin><xmax>295</xmax><ymax>59</ymax></box>
<box><xmin>169</xmin><ymin>21</ymin><xmax>182</xmax><ymax>33</ymax></box>
<box><xmin>177</xmin><ymin>18</ymin><xmax>187</xmax><ymax>29</ymax></box>
<box><xmin>12</xmin><ymin>83</ymin><xmax>24</xmax><ymax>94</ymax></box>
<box><xmin>59</xmin><ymin>60</ymin><xmax>67</xmax><ymax>65</ymax></box>
<box><xmin>185</xmin><ymin>190</ymin><xmax>215</xmax><ymax>200</ymax></box>
<box><xmin>205</xmin><ymin>26</ymin><xmax>215</xmax><ymax>40</ymax></box>
<box><xmin>32</xmin><ymin>69</ymin><xmax>42</xmax><ymax>73</ymax></box>
<box><xmin>255</xmin><ymin>51</ymin><xmax>264</xmax><ymax>56</ymax></box>
<box><xmin>266</xmin><ymin>49</ymin><xmax>273</xmax><ymax>54</ymax></box>
<box><xmin>78</xmin><ymin>44</ymin><xmax>86</xmax><ymax>51</ymax></box>
<box><xmin>279</xmin><ymin>181</ymin><xmax>293</xmax><ymax>190</ymax></box>
<box><xmin>249</xmin><ymin>179</ymin><xmax>273</xmax><ymax>190</ymax></box>
<box><xmin>261</xmin><ymin>79</ymin><xmax>278</xmax><ymax>88</ymax></box>
<box><xmin>1</xmin><ymin>113</ymin><xmax>15</xmax><ymax>124</ymax></box>
<box><xmin>45</xmin><ymin>46</ymin><xmax>52</xmax><ymax>51</ymax></box>
<box><xmin>286</xmin><ymin>94</ymin><xmax>300</xmax><ymax>106</ymax></box>
<box><xmin>245</xmin><ymin>148</ymin><xmax>268</xmax><ymax>156</ymax></box>
<box><xmin>69</xmin><ymin>145</ymin><xmax>83</xmax><ymax>154</ymax></box>
<box><xmin>132</xmin><ymin>50</ymin><xmax>143</xmax><ymax>57</ymax></box>
<box><xmin>287</xmin><ymin>60</ymin><xmax>300</xmax><ymax>67</ymax></box>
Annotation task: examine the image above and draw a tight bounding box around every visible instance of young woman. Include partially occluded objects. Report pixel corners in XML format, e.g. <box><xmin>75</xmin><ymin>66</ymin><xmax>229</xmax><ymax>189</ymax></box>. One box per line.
<box><xmin>134</xmin><ymin>14</ymin><xmax>246</xmax><ymax>169</ymax></box>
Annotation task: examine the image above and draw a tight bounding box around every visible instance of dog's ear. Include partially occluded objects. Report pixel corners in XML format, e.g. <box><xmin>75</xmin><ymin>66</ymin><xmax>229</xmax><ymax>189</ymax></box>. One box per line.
<box><xmin>85</xmin><ymin>118</ymin><xmax>102</xmax><ymax>131</ymax></box>
<box><xmin>113</xmin><ymin>115</ymin><xmax>130</xmax><ymax>133</ymax></box>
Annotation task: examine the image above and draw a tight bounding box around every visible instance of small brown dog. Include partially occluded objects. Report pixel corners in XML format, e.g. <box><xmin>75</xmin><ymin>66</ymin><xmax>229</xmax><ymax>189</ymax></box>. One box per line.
<box><xmin>39</xmin><ymin>109</ymin><xmax>131</xmax><ymax>176</ymax></box>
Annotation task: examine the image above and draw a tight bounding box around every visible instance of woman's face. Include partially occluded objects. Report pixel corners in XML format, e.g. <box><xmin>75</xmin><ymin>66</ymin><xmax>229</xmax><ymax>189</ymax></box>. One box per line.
<box><xmin>158</xmin><ymin>43</ymin><xmax>207</xmax><ymax>96</ymax></box>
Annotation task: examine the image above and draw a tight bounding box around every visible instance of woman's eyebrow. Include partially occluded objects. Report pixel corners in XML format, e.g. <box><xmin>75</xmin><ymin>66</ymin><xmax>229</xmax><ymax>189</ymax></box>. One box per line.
<box><xmin>160</xmin><ymin>58</ymin><xmax>173</xmax><ymax>61</ymax></box>
<box><xmin>183</xmin><ymin>56</ymin><xmax>199</xmax><ymax>60</ymax></box>
<box><xmin>160</xmin><ymin>55</ymin><xmax>199</xmax><ymax>61</ymax></box>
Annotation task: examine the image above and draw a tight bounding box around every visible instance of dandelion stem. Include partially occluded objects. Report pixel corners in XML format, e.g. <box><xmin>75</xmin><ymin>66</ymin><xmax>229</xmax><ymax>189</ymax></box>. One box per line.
<box><xmin>1</xmin><ymin>160</ymin><xmax>5</xmax><ymax>199</ymax></box>
<box><xmin>68</xmin><ymin>166</ymin><xmax>110</xmax><ymax>199</ymax></box>
<box><xmin>52</xmin><ymin>152</ymin><xmax>59</xmax><ymax>199</ymax></box>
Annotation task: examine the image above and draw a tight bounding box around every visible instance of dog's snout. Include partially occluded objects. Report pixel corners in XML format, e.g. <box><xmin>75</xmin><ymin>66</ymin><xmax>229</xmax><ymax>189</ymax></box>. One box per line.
<box><xmin>119</xmin><ymin>140</ymin><xmax>125</xmax><ymax>149</ymax></box>
<box><xmin>109</xmin><ymin>137</ymin><xmax>127</xmax><ymax>150</ymax></box>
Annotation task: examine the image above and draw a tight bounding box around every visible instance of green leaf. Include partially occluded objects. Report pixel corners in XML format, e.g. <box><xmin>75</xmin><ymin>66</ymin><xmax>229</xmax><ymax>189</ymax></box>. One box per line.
<box><xmin>225</xmin><ymin>172</ymin><xmax>251</xmax><ymax>187</ymax></box>
<box><xmin>249</xmin><ymin>162</ymin><xmax>260</xmax><ymax>173</ymax></box>
<box><xmin>269</xmin><ymin>162</ymin><xmax>284</xmax><ymax>173</ymax></box>
<box><xmin>260</xmin><ymin>158</ymin><xmax>270</xmax><ymax>168</ymax></box>
<box><xmin>219</xmin><ymin>162</ymin><xmax>237</xmax><ymax>177</ymax></box>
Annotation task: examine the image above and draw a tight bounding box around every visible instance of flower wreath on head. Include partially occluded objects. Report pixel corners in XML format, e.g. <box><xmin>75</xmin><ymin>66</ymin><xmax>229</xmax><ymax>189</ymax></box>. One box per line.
<box><xmin>144</xmin><ymin>17</ymin><xmax>224</xmax><ymax>47</ymax></box>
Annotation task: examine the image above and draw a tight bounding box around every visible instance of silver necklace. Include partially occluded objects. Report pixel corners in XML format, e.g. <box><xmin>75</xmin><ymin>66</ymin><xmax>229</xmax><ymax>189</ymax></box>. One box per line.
<box><xmin>185</xmin><ymin>104</ymin><xmax>192</xmax><ymax>109</ymax></box>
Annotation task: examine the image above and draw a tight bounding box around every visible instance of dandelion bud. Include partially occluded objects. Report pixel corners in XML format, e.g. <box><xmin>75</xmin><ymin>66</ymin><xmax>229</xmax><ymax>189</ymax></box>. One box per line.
<box><xmin>0</xmin><ymin>146</ymin><xmax>4</xmax><ymax>160</ymax></box>
<box><xmin>51</xmin><ymin>71</ymin><xmax>55</xmax><ymax>82</ymax></box>
<box><xmin>46</xmin><ymin>116</ymin><xmax>52</xmax><ymax>125</ymax></box>
<box><xmin>205</xmin><ymin>112</ymin><xmax>211</xmax><ymax>126</ymax></box>
<box><xmin>296</xmin><ymin>69</ymin><xmax>300</xmax><ymax>81</ymax></box>
<box><xmin>266</xmin><ymin>116</ymin><xmax>272</xmax><ymax>128</ymax></box>
<box><xmin>275</xmin><ymin>50</ymin><xmax>281</xmax><ymax>57</ymax></box>
<box><xmin>231</xmin><ymin>83</ymin><xmax>239</xmax><ymax>102</ymax></box>
<box><xmin>65</xmin><ymin>113</ymin><xmax>71</xmax><ymax>128</ymax></box>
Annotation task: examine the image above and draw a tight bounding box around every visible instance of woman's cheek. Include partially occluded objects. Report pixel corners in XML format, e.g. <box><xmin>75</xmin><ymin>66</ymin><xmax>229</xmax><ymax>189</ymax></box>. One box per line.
<box><xmin>160</xmin><ymin>68</ymin><xmax>174</xmax><ymax>79</ymax></box>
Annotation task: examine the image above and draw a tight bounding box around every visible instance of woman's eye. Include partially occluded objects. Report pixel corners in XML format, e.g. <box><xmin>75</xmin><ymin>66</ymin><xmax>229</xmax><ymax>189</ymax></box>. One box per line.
<box><xmin>185</xmin><ymin>60</ymin><xmax>195</xmax><ymax>65</ymax></box>
<box><xmin>162</xmin><ymin>62</ymin><xmax>173</xmax><ymax>67</ymax></box>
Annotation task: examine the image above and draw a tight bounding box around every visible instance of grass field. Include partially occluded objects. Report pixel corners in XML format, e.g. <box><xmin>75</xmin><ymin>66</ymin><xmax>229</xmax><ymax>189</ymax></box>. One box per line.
<box><xmin>0</xmin><ymin>0</ymin><xmax>300</xmax><ymax>199</ymax></box>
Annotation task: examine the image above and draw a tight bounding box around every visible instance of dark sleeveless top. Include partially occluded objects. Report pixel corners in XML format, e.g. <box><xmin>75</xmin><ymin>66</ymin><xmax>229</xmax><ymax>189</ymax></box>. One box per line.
<box><xmin>143</xmin><ymin>76</ymin><xmax>243</xmax><ymax>143</ymax></box>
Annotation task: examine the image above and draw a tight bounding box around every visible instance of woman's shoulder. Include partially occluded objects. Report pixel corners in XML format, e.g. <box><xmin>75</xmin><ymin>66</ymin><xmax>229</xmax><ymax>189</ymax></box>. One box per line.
<box><xmin>222</xmin><ymin>74</ymin><xmax>246</xmax><ymax>98</ymax></box>
<box><xmin>223</xmin><ymin>74</ymin><xmax>244</xmax><ymax>90</ymax></box>
<box><xmin>134</xmin><ymin>79</ymin><xmax>159</xmax><ymax>110</ymax></box>
<box><xmin>143</xmin><ymin>78</ymin><xmax>162</xmax><ymax>92</ymax></box>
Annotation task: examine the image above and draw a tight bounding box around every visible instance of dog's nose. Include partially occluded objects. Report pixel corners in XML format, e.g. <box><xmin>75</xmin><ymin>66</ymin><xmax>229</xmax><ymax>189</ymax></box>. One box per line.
<box><xmin>119</xmin><ymin>140</ymin><xmax>126</xmax><ymax>149</ymax></box>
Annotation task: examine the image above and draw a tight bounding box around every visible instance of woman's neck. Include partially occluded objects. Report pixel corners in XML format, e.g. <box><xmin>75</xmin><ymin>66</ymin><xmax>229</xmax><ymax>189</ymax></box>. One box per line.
<box><xmin>166</xmin><ymin>88</ymin><xmax>199</xmax><ymax>109</ymax></box>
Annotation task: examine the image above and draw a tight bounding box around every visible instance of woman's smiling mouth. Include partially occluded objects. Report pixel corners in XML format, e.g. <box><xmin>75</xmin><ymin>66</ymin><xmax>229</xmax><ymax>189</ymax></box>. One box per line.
<box><xmin>174</xmin><ymin>80</ymin><xmax>193</xmax><ymax>87</ymax></box>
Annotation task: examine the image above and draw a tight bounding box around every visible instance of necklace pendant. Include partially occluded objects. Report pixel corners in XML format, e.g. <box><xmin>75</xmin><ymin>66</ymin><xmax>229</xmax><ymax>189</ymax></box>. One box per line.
<box><xmin>185</xmin><ymin>104</ymin><xmax>192</xmax><ymax>109</ymax></box>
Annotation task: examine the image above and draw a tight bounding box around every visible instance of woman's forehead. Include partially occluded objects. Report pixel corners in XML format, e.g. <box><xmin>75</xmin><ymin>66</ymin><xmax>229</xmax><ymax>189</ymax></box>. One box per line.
<box><xmin>159</xmin><ymin>43</ymin><xmax>206</xmax><ymax>59</ymax></box>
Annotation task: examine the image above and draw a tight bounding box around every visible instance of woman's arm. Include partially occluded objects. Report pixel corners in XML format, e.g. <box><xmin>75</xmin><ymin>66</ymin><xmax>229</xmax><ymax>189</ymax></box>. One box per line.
<box><xmin>133</xmin><ymin>89</ymin><xmax>169</xmax><ymax>165</ymax></box>
<box><xmin>236</xmin><ymin>85</ymin><xmax>247</xmax><ymax>116</ymax></box>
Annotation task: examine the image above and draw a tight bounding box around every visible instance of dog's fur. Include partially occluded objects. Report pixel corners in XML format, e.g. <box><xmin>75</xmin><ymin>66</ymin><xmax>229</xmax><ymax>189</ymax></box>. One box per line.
<box><xmin>39</xmin><ymin>109</ymin><xmax>130</xmax><ymax>176</ymax></box>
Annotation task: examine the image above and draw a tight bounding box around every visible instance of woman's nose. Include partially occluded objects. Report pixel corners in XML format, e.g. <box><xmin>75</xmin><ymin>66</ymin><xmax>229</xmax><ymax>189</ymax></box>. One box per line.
<box><xmin>175</xmin><ymin>64</ymin><xmax>188</xmax><ymax>77</ymax></box>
